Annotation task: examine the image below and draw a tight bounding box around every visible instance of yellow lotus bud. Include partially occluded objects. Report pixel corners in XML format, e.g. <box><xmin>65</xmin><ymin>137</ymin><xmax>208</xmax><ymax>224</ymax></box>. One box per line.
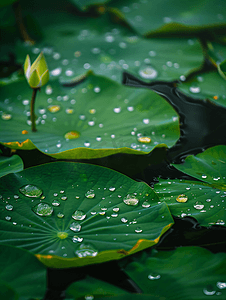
<box><xmin>24</xmin><ymin>52</ymin><xmax>49</xmax><ymax>88</ymax></box>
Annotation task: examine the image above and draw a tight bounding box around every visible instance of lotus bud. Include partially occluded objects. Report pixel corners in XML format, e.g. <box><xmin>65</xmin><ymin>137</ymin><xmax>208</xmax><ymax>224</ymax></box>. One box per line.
<box><xmin>24</xmin><ymin>52</ymin><xmax>49</xmax><ymax>88</ymax></box>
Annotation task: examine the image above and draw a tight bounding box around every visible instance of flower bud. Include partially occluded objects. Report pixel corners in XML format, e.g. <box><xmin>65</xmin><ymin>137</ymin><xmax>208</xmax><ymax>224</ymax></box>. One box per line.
<box><xmin>24</xmin><ymin>52</ymin><xmax>49</xmax><ymax>88</ymax></box>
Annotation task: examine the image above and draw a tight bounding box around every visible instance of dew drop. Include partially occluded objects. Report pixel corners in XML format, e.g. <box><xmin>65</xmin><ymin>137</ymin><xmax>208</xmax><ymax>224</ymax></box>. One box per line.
<box><xmin>176</xmin><ymin>194</ymin><xmax>188</xmax><ymax>203</ymax></box>
<box><xmin>85</xmin><ymin>190</ymin><xmax>95</xmax><ymax>199</ymax></box>
<box><xmin>89</xmin><ymin>109</ymin><xmax>96</xmax><ymax>114</ymax></box>
<box><xmin>33</xmin><ymin>203</ymin><xmax>53</xmax><ymax>216</ymax></box>
<box><xmin>139</xmin><ymin>66</ymin><xmax>158</xmax><ymax>79</ymax></box>
<box><xmin>148</xmin><ymin>274</ymin><xmax>161</xmax><ymax>280</ymax></box>
<box><xmin>123</xmin><ymin>194</ymin><xmax>139</xmax><ymax>206</ymax></box>
<box><xmin>194</xmin><ymin>201</ymin><xmax>204</xmax><ymax>210</ymax></box>
<box><xmin>48</xmin><ymin>105</ymin><xmax>61</xmax><ymax>113</ymax></box>
<box><xmin>111</xmin><ymin>213</ymin><xmax>118</xmax><ymax>217</ymax></box>
<box><xmin>57</xmin><ymin>212</ymin><xmax>64</xmax><ymax>218</ymax></box>
<box><xmin>135</xmin><ymin>227</ymin><xmax>142</xmax><ymax>233</ymax></box>
<box><xmin>5</xmin><ymin>204</ymin><xmax>13</xmax><ymax>211</ymax></box>
<box><xmin>84</xmin><ymin>142</ymin><xmax>90</xmax><ymax>147</ymax></box>
<box><xmin>19</xmin><ymin>184</ymin><xmax>43</xmax><ymax>198</ymax></box>
<box><xmin>203</xmin><ymin>286</ymin><xmax>216</xmax><ymax>295</ymax></box>
<box><xmin>1</xmin><ymin>113</ymin><xmax>12</xmax><ymax>120</ymax></box>
<box><xmin>72</xmin><ymin>210</ymin><xmax>86</xmax><ymax>221</ymax></box>
<box><xmin>65</xmin><ymin>108</ymin><xmax>74</xmax><ymax>114</ymax></box>
<box><xmin>61</xmin><ymin>196</ymin><xmax>67</xmax><ymax>201</ymax></box>
<box><xmin>121</xmin><ymin>217</ymin><xmax>128</xmax><ymax>223</ymax></box>
<box><xmin>91</xmin><ymin>47</ymin><xmax>101</xmax><ymax>54</ymax></box>
<box><xmin>70</xmin><ymin>222</ymin><xmax>81</xmax><ymax>232</ymax></box>
<box><xmin>138</xmin><ymin>136</ymin><xmax>151</xmax><ymax>143</ymax></box>
<box><xmin>52</xmin><ymin>199</ymin><xmax>60</xmax><ymax>206</ymax></box>
<box><xmin>64</xmin><ymin>131</ymin><xmax>80</xmax><ymax>139</ymax></box>
<box><xmin>5</xmin><ymin>216</ymin><xmax>11</xmax><ymax>221</ymax></box>
<box><xmin>72</xmin><ymin>236</ymin><xmax>84</xmax><ymax>243</ymax></box>
<box><xmin>143</xmin><ymin>118</ymin><xmax>150</xmax><ymax>124</ymax></box>
<box><xmin>75</xmin><ymin>243</ymin><xmax>98</xmax><ymax>257</ymax></box>
<box><xmin>142</xmin><ymin>201</ymin><xmax>151</xmax><ymax>208</ymax></box>
<box><xmin>109</xmin><ymin>187</ymin><xmax>116</xmax><ymax>192</ymax></box>
<box><xmin>94</xmin><ymin>87</ymin><xmax>101</xmax><ymax>93</ymax></box>
<box><xmin>216</xmin><ymin>282</ymin><xmax>226</xmax><ymax>289</ymax></box>
<box><xmin>57</xmin><ymin>232</ymin><xmax>68</xmax><ymax>239</ymax></box>
<box><xmin>189</xmin><ymin>86</ymin><xmax>201</xmax><ymax>93</ymax></box>
<box><xmin>45</xmin><ymin>85</ymin><xmax>53</xmax><ymax>95</ymax></box>
<box><xmin>105</xmin><ymin>34</ymin><xmax>114</xmax><ymax>43</ymax></box>
<box><xmin>51</xmin><ymin>67</ymin><xmax>62</xmax><ymax>76</ymax></box>
<box><xmin>113</xmin><ymin>107</ymin><xmax>121</xmax><ymax>113</ymax></box>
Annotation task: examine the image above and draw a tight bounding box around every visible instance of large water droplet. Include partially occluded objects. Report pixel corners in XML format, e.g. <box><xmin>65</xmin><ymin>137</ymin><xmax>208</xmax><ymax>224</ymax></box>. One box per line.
<box><xmin>5</xmin><ymin>204</ymin><xmax>13</xmax><ymax>211</ymax></box>
<box><xmin>109</xmin><ymin>187</ymin><xmax>116</xmax><ymax>192</ymax></box>
<box><xmin>148</xmin><ymin>274</ymin><xmax>161</xmax><ymax>280</ymax></box>
<box><xmin>72</xmin><ymin>210</ymin><xmax>86</xmax><ymax>221</ymax></box>
<box><xmin>135</xmin><ymin>227</ymin><xmax>142</xmax><ymax>233</ymax></box>
<box><xmin>48</xmin><ymin>105</ymin><xmax>61</xmax><ymax>113</ymax></box>
<box><xmin>194</xmin><ymin>201</ymin><xmax>204</xmax><ymax>210</ymax></box>
<box><xmin>64</xmin><ymin>131</ymin><xmax>80</xmax><ymax>139</ymax></box>
<box><xmin>123</xmin><ymin>194</ymin><xmax>139</xmax><ymax>206</ymax></box>
<box><xmin>216</xmin><ymin>282</ymin><xmax>226</xmax><ymax>289</ymax></box>
<box><xmin>72</xmin><ymin>236</ymin><xmax>84</xmax><ymax>243</ymax></box>
<box><xmin>1</xmin><ymin>113</ymin><xmax>12</xmax><ymax>120</ymax></box>
<box><xmin>19</xmin><ymin>184</ymin><xmax>43</xmax><ymax>198</ymax></box>
<box><xmin>75</xmin><ymin>243</ymin><xmax>98</xmax><ymax>257</ymax></box>
<box><xmin>70</xmin><ymin>222</ymin><xmax>81</xmax><ymax>232</ymax></box>
<box><xmin>139</xmin><ymin>66</ymin><xmax>158</xmax><ymax>79</ymax></box>
<box><xmin>121</xmin><ymin>217</ymin><xmax>128</xmax><ymax>223</ymax></box>
<box><xmin>33</xmin><ymin>203</ymin><xmax>53</xmax><ymax>216</ymax></box>
<box><xmin>138</xmin><ymin>136</ymin><xmax>151</xmax><ymax>143</ymax></box>
<box><xmin>52</xmin><ymin>200</ymin><xmax>60</xmax><ymax>206</ymax></box>
<box><xmin>85</xmin><ymin>190</ymin><xmax>95</xmax><ymax>199</ymax></box>
<box><xmin>176</xmin><ymin>194</ymin><xmax>188</xmax><ymax>203</ymax></box>
<box><xmin>203</xmin><ymin>286</ymin><xmax>216</xmax><ymax>295</ymax></box>
<box><xmin>142</xmin><ymin>201</ymin><xmax>151</xmax><ymax>208</ymax></box>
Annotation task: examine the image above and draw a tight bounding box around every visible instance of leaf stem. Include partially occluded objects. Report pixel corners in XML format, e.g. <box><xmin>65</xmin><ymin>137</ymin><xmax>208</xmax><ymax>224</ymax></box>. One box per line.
<box><xmin>31</xmin><ymin>88</ymin><xmax>38</xmax><ymax>132</ymax></box>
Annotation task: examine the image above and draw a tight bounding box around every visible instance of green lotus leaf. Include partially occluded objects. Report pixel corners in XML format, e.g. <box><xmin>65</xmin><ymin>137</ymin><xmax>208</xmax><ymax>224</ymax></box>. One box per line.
<box><xmin>122</xmin><ymin>246</ymin><xmax>226</xmax><ymax>300</ymax></box>
<box><xmin>0</xmin><ymin>154</ymin><xmax>23</xmax><ymax>177</ymax></box>
<box><xmin>206</xmin><ymin>41</ymin><xmax>226</xmax><ymax>68</ymax></box>
<box><xmin>66</xmin><ymin>276</ymin><xmax>128</xmax><ymax>299</ymax></box>
<box><xmin>0</xmin><ymin>73</ymin><xmax>179</xmax><ymax>158</ymax></box>
<box><xmin>178</xmin><ymin>71</ymin><xmax>226</xmax><ymax>108</ymax></box>
<box><xmin>108</xmin><ymin>0</ymin><xmax>226</xmax><ymax>36</ymax></box>
<box><xmin>1</xmin><ymin>6</ymin><xmax>204</xmax><ymax>85</ymax></box>
<box><xmin>154</xmin><ymin>177</ymin><xmax>226</xmax><ymax>226</ymax></box>
<box><xmin>172</xmin><ymin>145</ymin><xmax>226</xmax><ymax>188</ymax></box>
<box><xmin>0</xmin><ymin>244</ymin><xmax>46</xmax><ymax>299</ymax></box>
<box><xmin>0</xmin><ymin>161</ymin><xmax>174</xmax><ymax>268</ymax></box>
<box><xmin>0</xmin><ymin>281</ymin><xmax>18</xmax><ymax>300</ymax></box>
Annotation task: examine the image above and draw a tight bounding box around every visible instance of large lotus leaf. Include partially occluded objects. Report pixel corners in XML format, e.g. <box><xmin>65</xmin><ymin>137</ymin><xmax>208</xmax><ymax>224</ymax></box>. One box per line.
<box><xmin>0</xmin><ymin>73</ymin><xmax>180</xmax><ymax>158</ymax></box>
<box><xmin>172</xmin><ymin>145</ymin><xmax>226</xmax><ymax>188</ymax></box>
<box><xmin>0</xmin><ymin>162</ymin><xmax>174</xmax><ymax>268</ymax></box>
<box><xmin>122</xmin><ymin>247</ymin><xmax>226</xmax><ymax>300</ymax></box>
<box><xmin>154</xmin><ymin>178</ymin><xmax>226</xmax><ymax>226</ymax></box>
<box><xmin>0</xmin><ymin>154</ymin><xmax>23</xmax><ymax>177</ymax></box>
<box><xmin>178</xmin><ymin>72</ymin><xmax>226</xmax><ymax>108</ymax></box>
<box><xmin>66</xmin><ymin>276</ymin><xmax>128</xmax><ymax>299</ymax></box>
<box><xmin>108</xmin><ymin>0</ymin><xmax>226</xmax><ymax>36</ymax></box>
<box><xmin>206</xmin><ymin>41</ymin><xmax>226</xmax><ymax>67</ymax></box>
<box><xmin>0</xmin><ymin>244</ymin><xmax>46</xmax><ymax>299</ymax></box>
<box><xmin>2</xmin><ymin>6</ymin><xmax>204</xmax><ymax>84</ymax></box>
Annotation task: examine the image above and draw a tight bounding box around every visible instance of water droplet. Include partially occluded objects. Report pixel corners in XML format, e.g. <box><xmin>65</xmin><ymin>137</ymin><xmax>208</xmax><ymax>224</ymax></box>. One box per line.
<box><xmin>111</xmin><ymin>213</ymin><xmax>118</xmax><ymax>217</ymax></box>
<box><xmin>189</xmin><ymin>86</ymin><xmax>200</xmax><ymax>93</ymax></box>
<box><xmin>142</xmin><ymin>201</ymin><xmax>151</xmax><ymax>208</ymax></box>
<box><xmin>57</xmin><ymin>212</ymin><xmax>64</xmax><ymax>218</ymax></box>
<box><xmin>61</xmin><ymin>196</ymin><xmax>67</xmax><ymax>201</ymax></box>
<box><xmin>113</xmin><ymin>107</ymin><xmax>121</xmax><ymax>113</ymax></box>
<box><xmin>123</xmin><ymin>194</ymin><xmax>139</xmax><ymax>206</ymax></box>
<box><xmin>65</xmin><ymin>108</ymin><xmax>74</xmax><ymax>114</ymax></box>
<box><xmin>72</xmin><ymin>210</ymin><xmax>86</xmax><ymax>221</ymax></box>
<box><xmin>70</xmin><ymin>222</ymin><xmax>81</xmax><ymax>232</ymax></box>
<box><xmin>194</xmin><ymin>201</ymin><xmax>204</xmax><ymax>210</ymax></box>
<box><xmin>65</xmin><ymin>69</ymin><xmax>74</xmax><ymax>77</ymax></box>
<box><xmin>57</xmin><ymin>232</ymin><xmax>68</xmax><ymax>239</ymax></box>
<box><xmin>52</xmin><ymin>200</ymin><xmax>60</xmax><ymax>206</ymax></box>
<box><xmin>89</xmin><ymin>109</ymin><xmax>96</xmax><ymax>114</ymax></box>
<box><xmin>51</xmin><ymin>67</ymin><xmax>62</xmax><ymax>76</ymax></box>
<box><xmin>148</xmin><ymin>274</ymin><xmax>161</xmax><ymax>280</ymax></box>
<box><xmin>91</xmin><ymin>47</ymin><xmax>100</xmax><ymax>54</ymax></box>
<box><xmin>85</xmin><ymin>295</ymin><xmax>94</xmax><ymax>300</ymax></box>
<box><xmin>135</xmin><ymin>227</ymin><xmax>142</xmax><ymax>233</ymax></box>
<box><xmin>64</xmin><ymin>131</ymin><xmax>80</xmax><ymax>139</ymax></box>
<box><xmin>121</xmin><ymin>217</ymin><xmax>128</xmax><ymax>223</ymax></box>
<box><xmin>84</xmin><ymin>142</ymin><xmax>90</xmax><ymax>147</ymax></box>
<box><xmin>19</xmin><ymin>184</ymin><xmax>43</xmax><ymax>198</ymax></box>
<box><xmin>143</xmin><ymin>118</ymin><xmax>150</xmax><ymax>124</ymax></box>
<box><xmin>85</xmin><ymin>190</ymin><xmax>95</xmax><ymax>199</ymax></box>
<box><xmin>202</xmin><ymin>175</ymin><xmax>207</xmax><ymax>179</ymax></box>
<box><xmin>139</xmin><ymin>66</ymin><xmax>158</xmax><ymax>79</ymax></box>
<box><xmin>72</xmin><ymin>236</ymin><xmax>83</xmax><ymax>243</ymax></box>
<box><xmin>1</xmin><ymin>113</ymin><xmax>12</xmax><ymax>120</ymax></box>
<box><xmin>45</xmin><ymin>85</ymin><xmax>53</xmax><ymax>95</ymax></box>
<box><xmin>94</xmin><ymin>87</ymin><xmax>101</xmax><ymax>93</ymax></box>
<box><xmin>48</xmin><ymin>105</ymin><xmax>61</xmax><ymax>113</ymax></box>
<box><xmin>33</xmin><ymin>203</ymin><xmax>53</xmax><ymax>216</ymax></box>
<box><xmin>216</xmin><ymin>282</ymin><xmax>226</xmax><ymax>289</ymax></box>
<box><xmin>5</xmin><ymin>216</ymin><xmax>11</xmax><ymax>221</ymax></box>
<box><xmin>138</xmin><ymin>136</ymin><xmax>151</xmax><ymax>143</ymax></box>
<box><xmin>88</xmin><ymin>121</ymin><xmax>95</xmax><ymax>126</ymax></box>
<box><xmin>109</xmin><ymin>187</ymin><xmax>116</xmax><ymax>192</ymax></box>
<box><xmin>105</xmin><ymin>34</ymin><xmax>114</xmax><ymax>43</ymax></box>
<box><xmin>176</xmin><ymin>194</ymin><xmax>188</xmax><ymax>203</ymax></box>
<box><xmin>203</xmin><ymin>286</ymin><xmax>216</xmax><ymax>295</ymax></box>
<box><xmin>84</xmin><ymin>63</ymin><xmax>91</xmax><ymax>70</ymax></box>
<box><xmin>5</xmin><ymin>204</ymin><xmax>13</xmax><ymax>211</ymax></box>
<box><xmin>113</xmin><ymin>207</ymin><xmax>119</xmax><ymax>212</ymax></box>
<box><xmin>75</xmin><ymin>243</ymin><xmax>98</xmax><ymax>257</ymax></box>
